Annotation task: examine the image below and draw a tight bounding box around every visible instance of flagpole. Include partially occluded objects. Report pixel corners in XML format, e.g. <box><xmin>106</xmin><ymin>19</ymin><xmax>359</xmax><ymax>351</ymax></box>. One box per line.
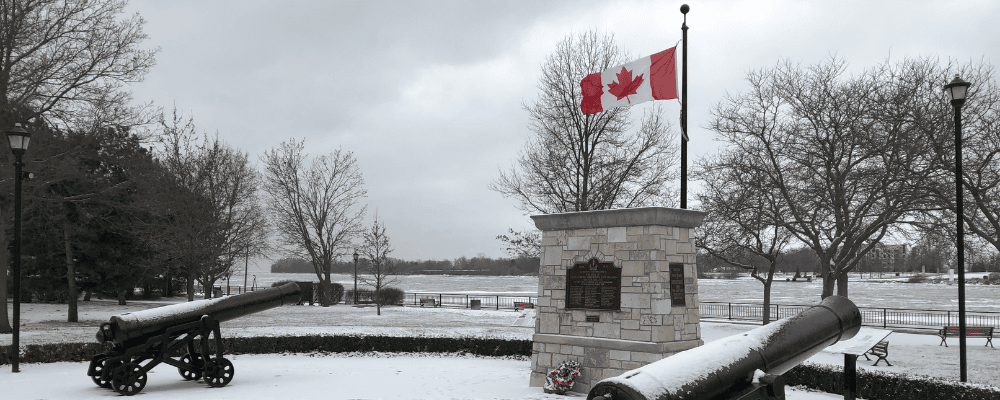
<box><xmin>680</xmin><ymin>4</ymin><xmax>689</xmax><ymax>209</ymax></box>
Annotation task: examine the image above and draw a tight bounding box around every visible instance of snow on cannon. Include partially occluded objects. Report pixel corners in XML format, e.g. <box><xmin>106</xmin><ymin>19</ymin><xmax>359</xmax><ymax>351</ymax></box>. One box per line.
<box><xmin>86</xmin><ymin>283</ymin><xmax>301</xmax><ymax>396</ymax></box>
<box><xmin>588</xmin><ymin>295</ymin><xmax>862</xmax><ymax>400</ymax></box>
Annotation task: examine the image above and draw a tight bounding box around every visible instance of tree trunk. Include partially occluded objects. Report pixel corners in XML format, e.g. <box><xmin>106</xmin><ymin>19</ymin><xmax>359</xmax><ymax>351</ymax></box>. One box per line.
<box><xmin>64</xmin><ymin>218</ymin><xmax>78</xmax><ymax>322</ymax></box>
<box><xmin>820</xmin><ymin>258</ymin><xmax>835</xmax><ymax>299</ymax></box>
<box><xmin>836</xmin><ymin>272</ymin><xmax>850</xmax><ymax>298</ymax></box>
<box><xmin>164</xmin><ymin>271</ymin><xmax>173</xmax><ymax>298</ymax></box>
<box><xmin>204</xmin><ymin>277</ymin><xmax>215</xmax><ymax>299</ymax></box>
<box><xmin>186</xmin><ymin>271</ymin><xmax>195</xmax><ymax>301</ymax></box>
<box><xmin>83</xmin><ymin>288</ymin><xmax>92</xmax><ymax>301</ymax></box>
<box><xmin>117</xmin><ymin>289</ymin><xmax>127</xmax><ymax>306</ymax></box>
<box><xmin>762</xmin><ymin>280</ymin><xmax>772</xmax><ymax>325</ymax></box>
<box><xmin>321</xmin><ymin>265</ymin><xmax>332</xmax><ymax>307</ymax></box>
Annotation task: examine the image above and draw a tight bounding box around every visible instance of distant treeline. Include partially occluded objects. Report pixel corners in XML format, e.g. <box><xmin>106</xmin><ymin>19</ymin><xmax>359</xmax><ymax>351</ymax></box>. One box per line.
<box><xmin>271</xmin><ymin>255</ymin><xmax>539</xmax><ymax>276</ymax></box>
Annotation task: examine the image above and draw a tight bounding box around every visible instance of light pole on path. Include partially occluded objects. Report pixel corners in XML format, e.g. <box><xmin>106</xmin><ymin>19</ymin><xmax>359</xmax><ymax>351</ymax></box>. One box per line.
<box><xmin>943</xmin><ymin>74</ymin><xmax>971</xmax><ymax>382</ymax></box>
<box><xmin>6</xmin><ymin>122</ymin><xmax>32</xmax><ymax>373</ymax></box>
<box><xmin>353</xmin><ymin>250</ymin><xmax>359</xmax><ymax>305</ymax></box>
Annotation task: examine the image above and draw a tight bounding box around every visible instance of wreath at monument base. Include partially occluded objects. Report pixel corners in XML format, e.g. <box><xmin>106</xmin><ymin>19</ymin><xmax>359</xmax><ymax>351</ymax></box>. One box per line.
<box><xmin>544</xmin><ymin>360</ymin><xmax>582</xmax><ymax>394</ymax></box>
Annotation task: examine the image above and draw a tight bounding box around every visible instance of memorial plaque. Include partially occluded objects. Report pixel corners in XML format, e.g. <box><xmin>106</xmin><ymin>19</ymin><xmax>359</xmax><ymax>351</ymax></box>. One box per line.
<box><xmin>669</xmin><ymin>262</ymin><xmax>686</xmax><ymax>307</ymax></box>
<box><xmin>566</xmin><ymin>259</ymin><xmax>621</xmax><ymax>310</ymax></box>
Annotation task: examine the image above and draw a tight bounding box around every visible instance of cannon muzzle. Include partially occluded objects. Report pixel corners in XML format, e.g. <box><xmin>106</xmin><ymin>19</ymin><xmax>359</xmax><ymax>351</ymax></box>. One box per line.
<box><xmin>588</xmin><ymin>295</ymin><xmax>861</xmax><ymax>400</ymax></box>
<box><xmin>97</xmin><ymin>283</ymin><xmax>301</xmax><ymax>348</ymax></box>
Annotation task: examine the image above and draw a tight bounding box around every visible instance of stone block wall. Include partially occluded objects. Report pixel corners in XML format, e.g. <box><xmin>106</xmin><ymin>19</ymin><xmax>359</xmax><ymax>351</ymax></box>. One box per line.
<box><xmin>528</xmin><ymin>208</ymin><xmax>705</xmax><ymax>394</ymax></box>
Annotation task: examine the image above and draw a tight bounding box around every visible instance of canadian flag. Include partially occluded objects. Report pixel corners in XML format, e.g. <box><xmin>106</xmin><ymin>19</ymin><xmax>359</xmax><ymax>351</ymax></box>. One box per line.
<box><xmin>580</xmin><ymin>47</ymin><xmax>677</xmax><ymax>114</ymax></box>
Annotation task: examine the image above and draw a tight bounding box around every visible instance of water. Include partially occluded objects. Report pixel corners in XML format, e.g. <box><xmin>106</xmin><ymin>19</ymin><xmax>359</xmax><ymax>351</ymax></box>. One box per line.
<box><xmin>234</xmin><ymin>272</ymin><xmax>1000</xmax><ymax>312</ymax></box>
<box><xmin>698</xmin><ymin>277</ymin><xmax>1000</xmax><ymax>312</ymax></box>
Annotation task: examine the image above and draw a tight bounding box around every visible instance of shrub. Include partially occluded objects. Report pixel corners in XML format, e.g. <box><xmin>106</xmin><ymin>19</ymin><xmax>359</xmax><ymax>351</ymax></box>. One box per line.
<box><xmin>329</xmin><ymin>283</ymin><xmax>344</xmax><ymax>304</ymax></box>
<box><xmin>0</xmin><ymin>336</ymin><xmax>532</xmax><ymax>365</ymax></box>
<box><xmin>784</xmin><ymin>363</ymin><xmax>1000</xmax><ymax>400</ymax></box>
<box><xmin>375</xmin><ymin>287</ymin><xmax>405</xmax><ymax>305</ymax></box>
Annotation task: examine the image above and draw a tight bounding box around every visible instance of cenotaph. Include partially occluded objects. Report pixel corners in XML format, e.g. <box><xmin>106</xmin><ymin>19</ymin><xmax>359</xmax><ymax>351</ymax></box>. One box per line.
<box><xmin>528</xmin><ymin>207</ymin><xmax>706</xmax><ymax>394</ymax></box>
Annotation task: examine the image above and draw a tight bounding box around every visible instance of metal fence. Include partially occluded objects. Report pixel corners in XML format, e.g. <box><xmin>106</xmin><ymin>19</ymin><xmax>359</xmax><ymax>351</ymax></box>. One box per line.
<box><xmin>408</xmin><ymin>292</ymin><xmax>537</xmax><ymax>310</ymax></box>
<box><xmin>700</xmin><ymin>301</ymin><xmax>1000</xmax><ymax>330</ymax></box>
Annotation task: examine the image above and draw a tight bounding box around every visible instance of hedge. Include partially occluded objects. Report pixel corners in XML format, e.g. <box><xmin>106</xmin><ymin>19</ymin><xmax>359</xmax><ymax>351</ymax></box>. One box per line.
<box><xmin>784</xmin><ymin>363</ymin><xmax>1000</xmax><ymax>400</ymax></box>
<box><xmin>0</xmin><ymin>335</ymin><xmax>531</xmax><ymax>365</ymax></box>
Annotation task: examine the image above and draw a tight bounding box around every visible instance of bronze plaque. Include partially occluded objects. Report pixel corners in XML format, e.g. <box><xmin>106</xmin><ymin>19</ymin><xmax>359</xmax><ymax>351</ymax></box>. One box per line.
<box><xmin>566</xmin><ymin>259</ymin><xmax>621</xmax><ymax>310</ymax></box>
<box><xmin>670</xmin><ymin>263</ymin><xmax>686</xmax><ymax>307</ymax></box>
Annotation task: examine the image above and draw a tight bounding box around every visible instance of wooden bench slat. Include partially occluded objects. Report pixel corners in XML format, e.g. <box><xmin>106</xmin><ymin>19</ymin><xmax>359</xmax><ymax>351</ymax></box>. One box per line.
<box><xmin>938</xmin><ymin>326</ymin><xmax>995</xmax><ymax>348</ymax></box>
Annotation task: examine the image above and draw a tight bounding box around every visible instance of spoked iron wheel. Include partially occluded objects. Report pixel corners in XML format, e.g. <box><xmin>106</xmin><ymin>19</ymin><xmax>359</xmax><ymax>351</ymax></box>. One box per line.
<box><xmin>111</xmin><ymin>362</ymin><xmax>148</xmax><ymax>396</ymax></box>
<box><xmin>88</xmin><ymin>354</ymin><xmax>112</xmax><ymax>388</ymax></box>
<box><xmin>100</xmin><ymin>358</ymin><xmax>126</xmax><ymax>390</ymax></box>
<box><xmin>178</xmin><ymin>352</ymin><xmax>204</xmax><ymax>381</ymax></box>
<box><xmin>203</xmin><ymin>357</ymin><xmax>234</xmax><ymax>387</ymax></box>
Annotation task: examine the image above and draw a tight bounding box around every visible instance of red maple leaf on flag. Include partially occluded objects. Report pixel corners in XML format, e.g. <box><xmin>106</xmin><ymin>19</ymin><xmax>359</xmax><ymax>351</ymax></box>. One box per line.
<box><xmin>607</xmin><ymin>67</ymin><xmax>645</xmax><ymax>103</ymax></box>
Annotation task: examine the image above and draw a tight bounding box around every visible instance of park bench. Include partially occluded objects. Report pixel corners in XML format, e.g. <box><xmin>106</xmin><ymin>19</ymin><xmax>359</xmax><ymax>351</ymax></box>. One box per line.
<box><xmin>862</xmin><ymin>340</ymin><xmax>892</xmax><ymax>366</ymax></box>
<box><xmin>514</xmin><ymin>302</ymin><xmax>534</xmax><ymax>311</ymax></box>
<box><xmin>938</xmin><ymin>326</ymin><xmax>994</xmax><ymax>348</ymax></box>
<box><xmin>419</xmin><ymin>297</ymin><xmax>437</xmax><ymax>307</ymax></box>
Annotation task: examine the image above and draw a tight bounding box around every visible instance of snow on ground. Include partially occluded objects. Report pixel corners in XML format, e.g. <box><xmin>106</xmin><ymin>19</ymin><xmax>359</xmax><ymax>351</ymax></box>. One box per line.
<box><xmin>2</xmin><ymin>352</ymin><xmax>844</xmax><ymax>400</ymax></box>
<box><xmin>3</xmin><ymin>298</ymin><xmax>999</xmax><ymax>399</ymax></box>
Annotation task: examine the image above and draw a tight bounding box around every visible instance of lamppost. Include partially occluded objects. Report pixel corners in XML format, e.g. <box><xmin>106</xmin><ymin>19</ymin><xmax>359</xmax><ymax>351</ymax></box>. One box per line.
<box><xmin>353</xmin><ymin>250</ymin><xmax>359</xmax><ymax>305</ymax></box>
<box><xmin>943</xmin><ymin>74</ymin><xmax>971</xmax><ymax>382</ymax></box>
<box><xmin>6</xmin><ymin>122</ymin><xmax>31</xmax><ymax>373</ymax></box>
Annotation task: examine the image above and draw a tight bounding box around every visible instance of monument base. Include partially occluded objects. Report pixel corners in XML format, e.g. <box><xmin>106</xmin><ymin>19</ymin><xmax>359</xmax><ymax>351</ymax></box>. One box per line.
<box><xmin>528</xmin><ymin>333</ymin><xmax>703</xmax><ymax>393</ymax></box>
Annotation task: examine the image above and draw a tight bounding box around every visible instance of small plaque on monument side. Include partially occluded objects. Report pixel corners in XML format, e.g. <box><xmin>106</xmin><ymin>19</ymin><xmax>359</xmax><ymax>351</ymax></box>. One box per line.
<box><xmin>565</xmin><ymin>259</ymin><xmax>621</xmax><ymax>310</ymax></box>
<box><xmin>669</xmin><ymin>262</ymin><xmax>686</xmax><ymax>307</ymax></box>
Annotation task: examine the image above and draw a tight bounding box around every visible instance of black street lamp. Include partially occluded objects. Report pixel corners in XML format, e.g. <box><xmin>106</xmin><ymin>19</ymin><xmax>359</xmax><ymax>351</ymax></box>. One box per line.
<box><xmin>353</xmin><ymin>250</ymin><xmax>359</xmax><ymax>305</ymax></box>
<box><xmin>943</xmin><ymin>74</ymin><xmax>971</xmax><ymax>382</ymax></box>
<box><xmin>6</xmin><ymin>122</ymin><xmax>31</xmax><ymax>373</ymax></box>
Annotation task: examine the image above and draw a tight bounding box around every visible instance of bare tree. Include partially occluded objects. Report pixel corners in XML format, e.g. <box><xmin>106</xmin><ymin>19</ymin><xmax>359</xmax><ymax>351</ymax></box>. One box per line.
<box><xmin>261</xmin><ymin>139</ymin><xmax>366</xmax><ymax>306</ymax></box>
<box><xmin>155</xmin><ymin>109</ymin><xmax>269</xmax><ymax>300</ymax></box>
<box><xmin>0</xmin><ymin>0</ymin><xmax>158</xmax><ymax>128</ymax></box>
<box><xmin>359</xmin><ymin>213</ymin><xmax>396</xmax><ymax>315</ymax></box>
<box><xmin>925</xmin><ymin>62</ymin><xmax>1000</xmax><ymax>256</ymax></box>
<box><xmin>496</xmin><ymin>228</ymin><xmax>541</xmax><ymax>260</ymax></box>
<box><xmin>491</xmin><ymin>30</ymin><xmax>679</xmax><ymax>214</ymax></box>
<box><xmin>695</xmin><ymin>150</ymin><xmax>793</xmax><ymax>324</ymax></box>
<box><xmin>0</xmin><ymin>0</ymin><xmax>157</xmax><ymax>332</ymax></box>
<box><xmin>708</xmin><ymin>57</ymin><xmax>942</xmax><ymax>299</ymax></box>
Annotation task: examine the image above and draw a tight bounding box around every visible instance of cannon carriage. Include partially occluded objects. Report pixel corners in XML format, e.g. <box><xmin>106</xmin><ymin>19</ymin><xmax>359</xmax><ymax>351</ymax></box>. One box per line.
<box><xmin>86</xmin><ymin>283</ymin><xmax>301</xmax><ymax>396</ymax></box>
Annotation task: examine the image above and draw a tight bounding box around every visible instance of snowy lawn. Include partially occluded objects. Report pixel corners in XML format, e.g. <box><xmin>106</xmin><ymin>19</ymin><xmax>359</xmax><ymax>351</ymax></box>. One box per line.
<box><xmin>4</xmin><ymin>353</ymin><xmax>845</xmax><ymax>399</ymax></box>
<box><xmin>3</xmin><ymin>298</ymin><xmax>999</xmax><ymax>398</ymax></box>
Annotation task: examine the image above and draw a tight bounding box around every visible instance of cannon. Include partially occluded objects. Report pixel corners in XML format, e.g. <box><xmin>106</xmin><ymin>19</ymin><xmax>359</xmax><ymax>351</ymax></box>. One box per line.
<box><xmin>588</xmin><ymin>295</ymin><xmax>862</xmax><ymax>400</ymax></box>
<box><xmin>86</xmin><ymin>283</ymin><xmax>301</xmax><ymax>396</ymax></box>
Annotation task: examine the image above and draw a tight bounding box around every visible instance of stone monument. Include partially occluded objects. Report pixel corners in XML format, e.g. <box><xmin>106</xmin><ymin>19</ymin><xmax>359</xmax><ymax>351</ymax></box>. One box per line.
<box><xmin>528</xmin><ymin>207</ymin><xmax>706</xmax><ymax>393</ymax></box>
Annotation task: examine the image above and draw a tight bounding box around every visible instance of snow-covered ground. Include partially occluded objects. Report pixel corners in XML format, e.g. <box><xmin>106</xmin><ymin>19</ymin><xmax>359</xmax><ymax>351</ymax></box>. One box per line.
<box><xmin>4</xmin><ymin>352</ymin><xmax>845</xmax><ymax>399</ymax></box>
<box><xmin>3</xmin><ymin>298</ymin><xmax>999</xmax><ymax>399</ymax></box>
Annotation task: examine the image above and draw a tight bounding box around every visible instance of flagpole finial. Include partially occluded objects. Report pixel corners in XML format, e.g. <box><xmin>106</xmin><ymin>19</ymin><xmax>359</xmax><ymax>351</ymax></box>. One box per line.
<box><xmin>680</xmin><ymin>4</ymin><xmax>689</xmax><ymax>14</ymax></box>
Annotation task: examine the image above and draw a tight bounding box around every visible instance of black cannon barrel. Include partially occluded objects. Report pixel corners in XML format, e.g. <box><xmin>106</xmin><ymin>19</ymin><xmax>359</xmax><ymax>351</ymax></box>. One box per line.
<box><xmin>98</xmin><ymin>283</ymin><xmax>301</xmax><ymax>347</ymax></box>
<box><xmin>588</xmin><ymin>295</ymin><xmax>861</xmax><ymax>400</ymax></box>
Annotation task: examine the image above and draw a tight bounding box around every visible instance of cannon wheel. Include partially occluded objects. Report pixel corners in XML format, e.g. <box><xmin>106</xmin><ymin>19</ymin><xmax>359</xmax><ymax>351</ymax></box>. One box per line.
<box><xmin>179</xmin><ymin>352</ymin><xmax>204</xmax><ymax>381</ymax></box>
<box><xmin>100</xmin><ymin>358</ymin><xmax>126</xmax><ymax>389</ymax></box>
<box><xmin>89</xmin><ymin>354</ymin><xmax>113</xmax><ymax>388</ymax></box>
<box><xmin>203</xmin><ymin>357</ymin><xmax>234</xmax><ymax>387</ymax></box>
<box><xmin>111</xmin><ymin>362</ymin><xmax>148</xmax><ymax>396</ymax></box>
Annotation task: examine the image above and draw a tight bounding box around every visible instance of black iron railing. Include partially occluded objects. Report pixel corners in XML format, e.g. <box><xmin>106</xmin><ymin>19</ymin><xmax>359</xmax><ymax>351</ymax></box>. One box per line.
<box><xmin>700</xmin><ymin>301</ymin><xmax>1000</xmax><ymax>329</ymax></box>
<box><xmin>409</xmin><ymin>292</ymin><xmax>537</xmax><ymax>310</ymax></box>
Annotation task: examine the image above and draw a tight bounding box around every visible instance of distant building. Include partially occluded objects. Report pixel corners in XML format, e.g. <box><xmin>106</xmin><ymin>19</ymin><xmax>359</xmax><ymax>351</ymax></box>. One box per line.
<box><xmin>862</xmin><ymin>244</ymin><xmax>907</xmax><ymax>272</ymax></box>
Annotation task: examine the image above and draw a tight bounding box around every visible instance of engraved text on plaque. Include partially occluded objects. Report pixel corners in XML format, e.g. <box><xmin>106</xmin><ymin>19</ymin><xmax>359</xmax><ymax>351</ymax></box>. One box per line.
<box><xmin>566</xmin><ymin>258</ymin><xmax>621</xmax><ymax>310</ymax></box>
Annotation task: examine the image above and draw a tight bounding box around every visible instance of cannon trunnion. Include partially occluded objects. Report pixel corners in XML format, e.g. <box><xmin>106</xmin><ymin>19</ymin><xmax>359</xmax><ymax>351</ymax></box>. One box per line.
<box><xmin>588</xmin><ymin>295</ymin><xmax>862</xmax><ymax>400</ymax></box>
<box><xmin>86</xmin><ymin>283</ymin><xmax>301</xmax><ymax>396</ymax></box>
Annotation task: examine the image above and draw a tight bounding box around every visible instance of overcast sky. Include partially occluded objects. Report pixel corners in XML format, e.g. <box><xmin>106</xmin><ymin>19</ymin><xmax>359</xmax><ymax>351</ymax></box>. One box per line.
<box><xmin>123</xmin><ymin>0</ymin><xmax>1000</xmax><ymax>269</ymax></box>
